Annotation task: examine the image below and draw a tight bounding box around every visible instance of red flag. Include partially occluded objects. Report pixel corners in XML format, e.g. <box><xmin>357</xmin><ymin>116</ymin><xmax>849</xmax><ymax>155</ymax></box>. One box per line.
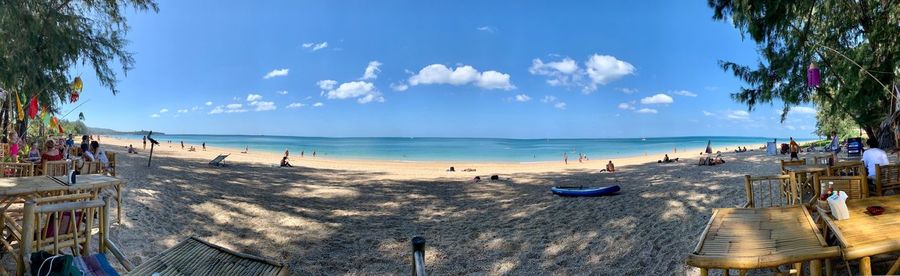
<box><xmin>57</xmin><ymin>123</ymin><xmax>64</xmax><ymax>134</ymax></box>
<box><xmin>27</xmin><ymin>96</ymin><xmax>38</xmax><ymax>119</ymax></box>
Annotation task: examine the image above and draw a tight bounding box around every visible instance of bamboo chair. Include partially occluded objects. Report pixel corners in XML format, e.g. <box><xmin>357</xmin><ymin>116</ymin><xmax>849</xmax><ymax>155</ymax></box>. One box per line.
<box><xmin>105</xmin><ymin>152</ymin><xmax>116</xmax><ymax>177</ymax></box>
<box><xmin>827</xmin><ymin>161</ymin><xmax>866</xmax><ymax>177</ymax></box>
<box><xmin>873</xmin><ymin>164</ymin><xmax>900</xmax><ymax>196</ymax></box>
<box><xmin>743</xmin><ymin>175</ymin><xmax>795</xmax><ymax>208</ymax></box>
<box><xmin>815</xmin><ymin>175</ymin><xmax>869</xmax><ymax>200</ymax></box>
<box><xmin>42</xmin><ymin>160</ymin><xmax>72</xmax><ymax>176</ymax></box>
<box><xmin>20</xmin><ymin>196</ymin><xmax>132</xmax><ymax>275</ymax></box>
<box><xmin>780</xmin><ymin>159</ymin><xmax>806</xmax><ymax>173</ymax></box>
<box><xmin>813</xmin><ymin>155</ymin><xmax>831</xmax><ymax>166</ymax></box>
<box><xmin>0</xmin><ymin>162</ymin><xmax>34</xmax><ymax>177</ymax></box>
<box><xmin>77</xmin><ymin>161</ymin><xmax>103</xmax><ymax>175</ymax></box>
<box><xmin>129</xmin><ymin>236</ymin><xmax>288</xmax><ymax>275</ymax></box>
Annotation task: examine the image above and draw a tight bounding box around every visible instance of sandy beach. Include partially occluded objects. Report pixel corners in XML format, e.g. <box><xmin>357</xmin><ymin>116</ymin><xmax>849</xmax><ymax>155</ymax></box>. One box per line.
<box><xmin>82</xmin><ymin>136</ymin><xmax>867</xmax><ymax>275</ymax></box>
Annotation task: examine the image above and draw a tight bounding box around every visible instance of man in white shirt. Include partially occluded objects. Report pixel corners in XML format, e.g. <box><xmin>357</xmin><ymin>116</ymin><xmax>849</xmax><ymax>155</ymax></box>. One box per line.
<box><xmin>861</xmin><ymin>138</ymin><xmax>889</xmax><ymax>184</ymax></box>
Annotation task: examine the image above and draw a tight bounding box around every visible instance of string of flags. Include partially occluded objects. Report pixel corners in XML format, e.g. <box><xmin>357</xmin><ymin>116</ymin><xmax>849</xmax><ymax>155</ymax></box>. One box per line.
<box><xmin>7</xmin><ymin>76</ymin><xmax>85</xmax><ymax>134</ymax></box>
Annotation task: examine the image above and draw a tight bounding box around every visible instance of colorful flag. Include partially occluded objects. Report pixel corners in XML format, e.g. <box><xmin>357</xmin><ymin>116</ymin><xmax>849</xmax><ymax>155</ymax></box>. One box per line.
<box><xmin>15</xmin><ymin>93</ymin><xmax>23</xmax><ymax>121</ymax></box>
<box><xmin>27</xmin><ymin>96</ymin><xmax>38</xmax><ymax>119</ymax></box>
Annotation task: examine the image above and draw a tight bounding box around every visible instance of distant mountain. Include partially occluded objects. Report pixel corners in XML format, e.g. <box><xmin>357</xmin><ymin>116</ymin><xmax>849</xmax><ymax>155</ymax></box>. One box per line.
<box><xmin>88</xmin><ymin>127</ymin><xmax>164</xmax><ymax>136</ymax></box>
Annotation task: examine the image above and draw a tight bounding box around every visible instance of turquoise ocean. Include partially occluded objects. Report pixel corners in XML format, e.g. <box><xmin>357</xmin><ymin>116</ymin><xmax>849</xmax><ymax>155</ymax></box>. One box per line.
<box><xmin>114</xmin><ymin>135</ymin><xmax>813</xmax><ymax>162</ymax></box>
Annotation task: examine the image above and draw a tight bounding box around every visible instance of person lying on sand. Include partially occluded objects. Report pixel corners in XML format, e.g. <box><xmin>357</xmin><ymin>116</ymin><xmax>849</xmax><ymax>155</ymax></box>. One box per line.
<box><xmin>658</xmin><ymin>154</ymin><xmax>679</xmax><ymax>163</ymax></box>
<box><xmin>600</xmin><ymin>160</ymin><xmax>616</xmax><ymax>172</ymax></box>
<box><xmin>472</xmin><ymin>176</ymin><xmax>481</xmax><ymax>183</ymax></box>
<box><xmin>462</xmin><ymin>168</ymin><xmax>476</xmax><ymax>172</ymax></box>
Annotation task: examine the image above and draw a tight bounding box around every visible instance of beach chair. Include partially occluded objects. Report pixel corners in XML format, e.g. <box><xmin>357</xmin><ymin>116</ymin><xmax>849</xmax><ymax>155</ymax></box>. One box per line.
<box><xmin>105</xmin><ymin>152</ymin><xmax>117</xmax><ymax>177</ymax></box>
<box><xmin>209</xmin><ymin>154</ymin><xmax>230</xmax><ymax>167</ymax></box>
<box><xmin>827</xmin><ymin>161</ymin><xmax>866</xmax><ymax>177</ymax></box>
<box><xmin>743</xmin><ymin>175</ymin><xmax>795</xmax><ymax>207</ymax></box>
<box><xmin>0</xmin><ymin>162</ymin><xmax>34</xmax><ymax>177</ymax></box>
<box><xmin>42</xmin><ymin>160</ymin><xmax>72</xmax><ymax>176</ymax></box>
<box><xmin>128</xmin><ymin>236</ymin><xmax>288</xmax><ymax>275</ymax></box>
<box><xmin>14</xmin><ymin>195</ymin><xmax>132</xmax><ymax>275</ymax></box>
<box><xmin>873</xmin><ymin>164</ymin><xmax>900</xmax><ymax>196</ymax></box>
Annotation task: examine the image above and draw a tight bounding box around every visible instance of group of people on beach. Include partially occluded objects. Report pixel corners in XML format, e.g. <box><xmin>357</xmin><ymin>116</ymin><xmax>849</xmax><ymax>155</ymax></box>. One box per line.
<box><xmin>4</xmin><ymin>131</ymin><xmax>110</xmax><ymax>173</ymax></box>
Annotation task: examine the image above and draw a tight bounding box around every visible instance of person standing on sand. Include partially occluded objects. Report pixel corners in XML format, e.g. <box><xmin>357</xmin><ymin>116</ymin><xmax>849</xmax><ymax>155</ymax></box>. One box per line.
<box><xmin>563</xmin><ymin>152</ymin><xmax>568</xmax><ymax>164</ymax></box>
<box><xmin>301</xmin><ymin>150</ymin><xmax>304</xmax><ymax>158</ymax></box>
<box><xmin>180</xmin><ymin>141</ymin><xmax>184</xmax><ymax>150</ymax></box>
<box><xmin>142</xmin><ymin>136</ymin><xmax>147</xmax><ymax>150</ymax></box>
<box><xmin>202</xmin><ymin>142</ymin><xmax>206</xmax><ymax>151</ymax></box>
<box><xmin>789</xmin><ymin>137</ymin><xmax>800</xmax><ymax>161</ymax></box>
<box><xmin>313</xmin><ymin>150</ymin><xmax>316</xmax><ymax>157</ymax></box>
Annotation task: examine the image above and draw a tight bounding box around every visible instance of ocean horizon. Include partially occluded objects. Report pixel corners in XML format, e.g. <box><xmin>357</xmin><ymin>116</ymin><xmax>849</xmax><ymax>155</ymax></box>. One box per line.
<box><xmin>114</xmin><ymin>134</ymin><xmax>817</xmax><ymax>162</ymax></box>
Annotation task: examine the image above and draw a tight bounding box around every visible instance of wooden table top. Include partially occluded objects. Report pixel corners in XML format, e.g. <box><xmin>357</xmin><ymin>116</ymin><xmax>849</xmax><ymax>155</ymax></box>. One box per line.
<box><xmin>0</xmin><ymin>174</ymin><xmax>122</xmax><ymax>196</ymax></box>
<box><xmin>687</xmin><ymin>206</ymin><xmax>840</xmax><ymax>269</ymax></box>
<box><xmin>783</xmin><ymin>165</ymin><xmax>828</xmax><ymax>173</ymax></box>
<box><xmin>129</xmin><ymin>236</ymin><xmax>286</xmax><ymax>276</ymax></box>
<box><xmin>823</xmin><ymin>194</ymin><xmax>900</xmax><ymax>260</ymax></box>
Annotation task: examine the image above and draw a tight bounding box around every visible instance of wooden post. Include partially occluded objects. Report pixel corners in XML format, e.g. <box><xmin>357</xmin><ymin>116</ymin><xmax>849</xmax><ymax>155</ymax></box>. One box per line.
<box><xmin>100</xmin><ymin>196</ymin><xmax>110</xmax><ymax>253</ymax></box>
<box><xmin>22</xmin><ymin>201</ymin><xmax>35</xmax><ymax>276</ymax></box>
<box><xmin>744</xmin><ymin>175</ymin><xmax>754</xmax><ymax>208</ymax></box>
<box><xmin>859</xmin><ymin>257</ymin><xmax>872</xmax><ymax>276</ymax></box>
<box><xmin>699</xmin><ymin>268</ymin><xmax>708</xmax><ymax>276</ymax></box>
<box><xmin>147</xmin><ymin>142</ymin><xmax>154</xmax><ymax>167</ymax></box>
<box><xmin>411</xmin><ymin>236</ymin><xmax>426</xmax><ymax>276</ymax></box>
<box><xmin>810</xmin><ymin>259</ymin><xmax>822</xmax><ymax>276</ymax></box>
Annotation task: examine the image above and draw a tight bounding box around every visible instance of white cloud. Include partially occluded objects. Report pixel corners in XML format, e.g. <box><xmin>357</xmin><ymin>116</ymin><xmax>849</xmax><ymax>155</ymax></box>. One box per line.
<box><xmin>250</xmin><ymin>101</ymin><xmax>276</xmax><ymax>111</ymax></box>
<box><xmin>286</xmin><ymin>103</ymin><xmax>305</xmax><ymax>109</ymax></box>
<box><xmin>209</xmin><ymin>103</ymin><xmax>247</xmax><ymax>114</ymax></box>
<box><xmin>584</xmin><ymin>54</ymin><xmax>636</xmax><ymax>90</ymax></box>
<box><xmin>313</xmin><ymin>102</ymin><xmax>324</xmax><ymax>107</ymax></box>
<box><xmin>476</xmin><ymin>26</ymin><xmax>497</xmax><ymax>33</ymax></box>
<box><xmin>246</xmin><ymin>94</ymin><xmax>263</xmax><ymax>102</ymax></box>
<box><xmin>226</xmin><ymin>103</ymin><xmax>243</xmax><ymax>109</ymax></box>
<box><xmin>514</xmin><ymin>94</ymin><xmax>531</xmax><ymax>102</ymax></box>
<box><xmin>618</xmin><ymin>88</ymin><xmax>638</xmax><ymax>94</ymax></box>
<box><xmin>192</xmin><ymin>106</ymin><xmax>200</xmax><ymax>111</ymax></box>
<box><xmin>407</xmin><ymin>64</ymin><xmax>514</xmax><ymax>90</ymax></box>
<box><xmin>727</xmin><ymin>110</ymin><xmax>750</xmax><ymax>120</ymax></box>
<box><xmin>618</xmin><ymin>103</ymin><xmax>635</xmax><ymax>110</ymax></box>
<box><xmin>263</xmin><ymin>68</ymin><xmax>289</xmax><ymax>79</ymax></box>
<box><xmin>303</xmin><ymin>42</ymin><xmax>328</xmax><ymax>51</ymax></box>
<box><xmin>319</xmin><ymin>80</ymin><xmax>384</xmax><ymax>104</ymax></box>
<box><xmin>177</xmin><ymin>109</ymin><xmax>188</xmax><ymax>113</ymax></box>
<box><xmin>792</xmin><ymin>106</ymin><xmax>817</xmax><ymax>114</ymax></box>
<box><xmin>529</xmin><ymin>54</ymin><xmax>634</xmax><ymax>93</ymax></box>
<box><xmin>208</xmin><ymin>106</ymin><xmax>223</xmax><ymax>114</ymax></box>
<box><xmin>670</xmin><ymin>90</ymin><xmax>697</xmax><ymax>97</ymax></box>
<box><xmin>554</xmin><ymin>102</ymin><xmax>567</xmax><ymax>110</ymax></box>
<box><xmin>361</xmin><ymin>61</ymin><xmax>382</xmax><ymax>80</ymax></box>
<box><xmin>637</xmin><ymin>108</ymin><xmax>658</xmax><ymax>114</ymax></box>
<box><xmin>541</xmin><ymin>95</ymin><xmax>558</xmax><ymax>103</ymax></box>
<box><xmin>390</xmin><ymin>83</ymin><xmax>409</xmax><ymax>91</ymax></box>
<box><xmin>640</xmin><ymin>94</ymin><xmax>674</xmax><ymax>104</ymax></box>
<box><xmin>150</xmin><ymin>113</ymin><xmax>160</xmax><ymax>118</ymax></box>
<box><xmin>159</xmin><ymin>108</ymin><xmax>168</xmax><ymax>113</ymax></box>
<box><xmin>702</xmin><ymin>110</ymin><xmax>714</xmax><ymax>116</ymax></box>
<box><xmin>276</xmin><ymin>90</ymin><xmax>288</xmax><ymax>95</ymax></box>
<box><xmin>205</xmin><ymin>101</ymin><xmax>213</xmax><ymax>106</ymax></box>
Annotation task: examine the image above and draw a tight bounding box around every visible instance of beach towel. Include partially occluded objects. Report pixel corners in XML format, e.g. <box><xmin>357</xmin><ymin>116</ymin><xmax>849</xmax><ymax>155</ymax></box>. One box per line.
<box><xmin>72</xmin><ymin>254</ymin><xmax>119</xmax><ymax>276</ymax></box>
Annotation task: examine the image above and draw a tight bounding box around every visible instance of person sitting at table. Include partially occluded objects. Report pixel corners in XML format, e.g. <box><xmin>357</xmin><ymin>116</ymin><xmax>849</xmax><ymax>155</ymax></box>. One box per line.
<box><xmin>90</xmin><ymin>141</ymin><xmax>109</xmax><ymax>169</ymax></box>
<box><xmin>27</xmin><ymin>142</ymin><xmax>41</xmax><ymax>163</ymax></box>
<box><xmin>40</xmin><ymin>140</ymin><xmax>64</xmax><ymax>163</ymax></box>
<box><xmin>80</xmin><ymin>143</ymin><xmax>95</xmax><ymax>162</ymax></box>
<box><xmin>861</xmin><ymin>138</ymin><xmax>889</xmax><ymax>190</ymax></box>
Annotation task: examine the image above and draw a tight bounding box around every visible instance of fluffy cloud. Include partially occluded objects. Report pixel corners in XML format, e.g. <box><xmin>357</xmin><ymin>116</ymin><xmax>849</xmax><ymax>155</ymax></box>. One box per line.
<box><xmin>670</xmin><ymin>90</ymin><xmax>697</xmax><ymax>97</ymax></box>
<box><xmin>276</xmin><ymin>90</ymin><xmax>288</xmax><ymax>95</ymax></box>
<box><xmin>286</xmin><ymin>103</ymin><xmax>305</xmax><ymax>109</ymax></box>
<box><xmin>361</xmin><ymin>61</ymin><xmax>382</xmax><ymax>80</ymax></box>
<box><xmin>150</xmin><ymin>114</ymin><xmax>160</xmax><ymax>118</ymax></box>
<box><xmin>539</xmin><ymin>95</ymin><xmax>566</xmax><ymax>110</ymax></box>
<box><xmin>529</xmin><ymin>54</ymin><xmax>635</xmax><ymax>93</ymax></box>
<box><xmin>246</xmin><ymin>94</ymin><xmax>263</xmax><ymax>102</ymax></box>
<box><xmin>226</xmin><ymin>103</ymin><xmax>243</xmax><ymax>109</ymax></box>
<box><xmin>637</xmin><ymin>108</ymin><xmax>658</xmax><ymax>114</ymax></box>
<box><xmin>159</xmin><ymin>108</ymin><xmax>169</xmax><ymax>113</ymax></box>
<box><xmin>727</xmin><ymin>110</ymin><xmax>750</xmax><ymax>120</ymax></box>
<box><xmin>302</xmin><ymin>42</ymin><xmax>328</xmax><ymax>51</ymax></box>
<box><xmin>313</xmin><ymin>102</ymin><xmax>324</xmax><ymax>107</ymax></box>
<box><xmin>554</xmin><ymin>102</ymin><xmax>567</xmax><ymax>110</ymax></box>
<box><xmin>702</xmin><ymin>110</ymin><xmax>714</xmax><ymax>116</ymax></box>
<box><xmin>205</xmin><ymin>101</ymin><xmax>213</xmax><ymax>106</ymax></box>
<box><xmin>640</xmin><ymin>94</ymin><xmax>674</xmax><ymax>104</ymax></box>
<box><xmin>209</xmin><ymin>103</ymin><xmax>247</xmax><ymax>114</ymax></box>
<box><xmin>250</xmin><ymin>101</ymin><xmax>276</xmax><ymax>111</ymax></box>
<box><xmin>618</xmin><ymin>103</ymin><xmax>635</xmax><ymax>110</ymax></box>
<box><xmin>618</xmin><ymin>88</ymin><xmax>638</xmax><ymax>94</ymax></box>
<box><xmin>319</xmin><ymin>80</ymin><xmax>384</xmax><ymax>104</ymax></box>
<box><xmin>263</xmin><ymin>69</ymin><xmax>289</xmax><ymax>79</ymax></box>
<box><xmin>390</xmin><ymin>83</ymin><xmax>409</xmax><ymax>92</ymax></box>
<box><xmin>541</xmin><ymin>95</ymin><xmax>558</xmax><ymax>103</ymax></box>
<box><xmin>514</xmin><ymin>94</ymin><xmax>531</xmax><ymax>102</ymax></box>
<box><xmin>407</xmin><ymin>64</ymin><xmax>514</xmax><ymax>90</ymax></box>
<box><xmin>177</xmin><ymin>109</ymin><xmax>188</xmax><ymax>113</ymax></box>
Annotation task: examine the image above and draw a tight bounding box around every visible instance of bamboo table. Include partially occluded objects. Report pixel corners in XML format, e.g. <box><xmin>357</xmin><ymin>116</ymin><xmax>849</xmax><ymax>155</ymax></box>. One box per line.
<box><xmin>0</xmin><ymin>174</ymin><xmax>124</xmax><ymax>225</ymax></box>
<box><xmin>821</xmin><ymin>194</ymin><xmax>900</xmax><ymax>276</ymax></box>
<box><xmin>128</xmin><ymin>236</ymin><xmax>288</xmax><ymax>275</ymax></box>
<box><xmin>783</xmin><ymin>165</ymin><xmax>828</xmax><ymax>205</ymax></box>
<box><xmin>687</xmin><ymin>206</ymin><xmax>840</xmax><ymax>275</ymax></box>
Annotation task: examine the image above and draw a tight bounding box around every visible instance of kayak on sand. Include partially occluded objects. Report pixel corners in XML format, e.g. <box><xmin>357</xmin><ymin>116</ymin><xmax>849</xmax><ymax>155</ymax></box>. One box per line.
<box><xmin>551</xmin><ymin>185</ymin><xmax>620</xmax><ymax>197</ymax></box>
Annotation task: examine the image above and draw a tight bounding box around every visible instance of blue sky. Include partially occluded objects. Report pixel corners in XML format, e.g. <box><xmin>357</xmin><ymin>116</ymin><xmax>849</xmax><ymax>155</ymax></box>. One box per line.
<box><xmin>65</xmin><ymin>0</ymin><xmax>819</xmax><ymax>138</ymax></box>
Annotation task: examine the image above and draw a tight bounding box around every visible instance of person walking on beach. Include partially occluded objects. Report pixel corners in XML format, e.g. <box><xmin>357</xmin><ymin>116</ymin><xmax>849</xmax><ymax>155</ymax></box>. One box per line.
<box><xmin>180</xmin><ymin>141</ymin><xmax>184</xmax><ymax>150</ymax></box>
<box><xmin>301</xmin><ymin>150</ymin><xmax>304</xmax><ymax>158</ymax></box>
<box><xmin>313</xmin><ymin>150</ymin><xmax>317</xmax><ymax>157</ymax></box>
<box><xmin>202</xmin><ymin>142</ymin><xmax>206</xmax><ymax>151</ymax></box>
<box><xmin>142</xmin><ymin>136</ymin><xmax>147</xmax><ymax>150</ymax></box>
<box><xmin>563</xmin><ymin>152</ymin><xmax>568</xmax><ymax>164</ymax></box>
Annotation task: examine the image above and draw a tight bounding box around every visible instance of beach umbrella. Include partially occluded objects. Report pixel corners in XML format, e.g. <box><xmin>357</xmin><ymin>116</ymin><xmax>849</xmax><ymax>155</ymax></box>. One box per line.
<box><xmin>807</xmin><ymin>63</ymin><xmax>821</xmax><ymax>88</ymax></box>
<box><xmin>705</xmin><ymin>140</ymin><xmax>713</xmax><ymax>154</ymax></box>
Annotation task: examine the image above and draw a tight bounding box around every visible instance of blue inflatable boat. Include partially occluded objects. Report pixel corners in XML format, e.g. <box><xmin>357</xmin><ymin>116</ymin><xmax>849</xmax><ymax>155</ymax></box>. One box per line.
<box><xmin>551</xmin><ymin>185</ymin><xmax>620</xmax><ymax>197</ymax></box>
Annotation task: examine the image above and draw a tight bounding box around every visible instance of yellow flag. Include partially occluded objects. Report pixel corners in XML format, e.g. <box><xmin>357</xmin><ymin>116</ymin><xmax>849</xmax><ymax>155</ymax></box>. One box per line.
<box><xmin>15</xmin><ymin>93</ymin><xmax>23</xmax><ymax>121</ymax></box>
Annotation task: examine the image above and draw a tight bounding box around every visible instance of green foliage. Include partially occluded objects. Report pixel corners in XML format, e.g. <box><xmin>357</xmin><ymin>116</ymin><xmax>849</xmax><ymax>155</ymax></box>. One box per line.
<box><xmin>814</xmin><ymin>96</ymin><xmax>859</xmax><ymax>139</ymax></box>
<box><xmin>708</xmin><ymin>0</ymin><xmax>900</xmax><ymax>143</ymax></box>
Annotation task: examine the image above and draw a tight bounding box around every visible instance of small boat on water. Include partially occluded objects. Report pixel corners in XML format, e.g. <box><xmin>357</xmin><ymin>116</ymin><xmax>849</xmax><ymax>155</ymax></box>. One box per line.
<box><xmin>551</xmin><ymin>185</ymin><xmax>620</xmax><ymax>197</ymax></box>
